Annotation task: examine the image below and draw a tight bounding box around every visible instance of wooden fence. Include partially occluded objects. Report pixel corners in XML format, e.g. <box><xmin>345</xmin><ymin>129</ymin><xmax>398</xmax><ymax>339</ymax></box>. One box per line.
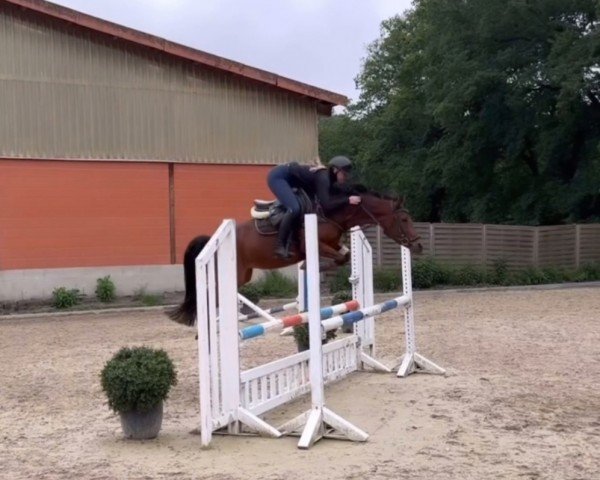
<box><xmin>363</xmin><ymin>223</ymin><xmax>600</xmax><ymax>270</ymax></box>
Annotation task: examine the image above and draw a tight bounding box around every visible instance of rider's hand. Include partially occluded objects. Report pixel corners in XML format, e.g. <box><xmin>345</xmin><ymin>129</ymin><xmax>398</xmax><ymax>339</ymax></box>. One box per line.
<box><xmin>349</xmin><ymin>195</ymin><xmax>361</xmax><ymax>205</ymax></box>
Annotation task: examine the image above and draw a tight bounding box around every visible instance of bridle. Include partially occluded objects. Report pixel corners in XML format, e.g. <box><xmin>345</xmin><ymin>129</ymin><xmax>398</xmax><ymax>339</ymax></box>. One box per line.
<box><xmin>358</xmin><ymin>202</ymin><xmax>421</xmax><ymax>248</ymax></box>
<box><xmin>323</xmin><ymin>198</ymin><xmax>421</xmax><ymax>248</ymax></box>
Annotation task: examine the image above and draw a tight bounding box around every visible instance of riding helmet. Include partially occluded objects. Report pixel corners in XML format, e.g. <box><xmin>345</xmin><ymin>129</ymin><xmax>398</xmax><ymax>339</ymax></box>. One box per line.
<box><xmin>328</xmin><ymin>156</ymin><xmax>353</xmax><ymax>172</ymax></box>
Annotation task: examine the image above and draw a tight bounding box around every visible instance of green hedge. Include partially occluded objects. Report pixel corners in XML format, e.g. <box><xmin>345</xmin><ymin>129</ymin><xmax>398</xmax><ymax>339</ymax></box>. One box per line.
<box><xmin>240</xmin><ymin>259</ymin><xmax>600</xmax><ymax>299</ymax></box>
<box><xmin>241</xmin><ymin>271</ymin><xmax>297</xmax><ymax>301</ymax></box>
<box><xmin>344</xmin><ymin>258</ymin><xmax>600</xmax><ymax>291</ymax></box>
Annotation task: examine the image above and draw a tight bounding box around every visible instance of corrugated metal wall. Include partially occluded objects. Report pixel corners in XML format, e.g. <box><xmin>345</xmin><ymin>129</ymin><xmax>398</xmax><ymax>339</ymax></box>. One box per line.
<box><xmin>0</xmin><ymin>3</ymin><xmax>318</xmax><ymax>163</ymax></box>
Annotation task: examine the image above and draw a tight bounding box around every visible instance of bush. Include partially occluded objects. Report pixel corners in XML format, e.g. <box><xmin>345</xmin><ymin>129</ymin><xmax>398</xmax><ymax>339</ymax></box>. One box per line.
<box><xmin>52</xmin><ymin>287</ymin><xmax>82</xmax><ymax>309</ymax></box>
<box><xmin>331</xmin><ymin>290</ymin><xmax>352</xmax><ymax>305</ymax></box>
<box><xmin>292</xmin><ymin>324</ymin><xmax>336</xmax><ymax>351</ymax></box>
<box><xmin>330</xmin><ymin>291</ymin><xmax>353</xmax><ymax>333</ymax></box>
<box><xmin>412</xmin><ymin>257</ymin><xmax>449</xmax><ymax>289</ymax></box>
<box><xmin>488</xmin><ymin>259</ymin><xmax>509</xmax><ymax>285</ymax></box>
<box><xmin>254</xmin><ymin>271</ymin><xmax>297</xmax><ymax>298</ymax></box>
<box><xmin>96</xmin><ymin>276</ymin><xmax>116</xmax><ymax>303</ymax></box>
<box><xmin>239</xmin><ymin>283</ymin><xmax>261</xmax><ymax>304</ymax></box>
<box><xmin>373</xmin><ymin>268</ymin><xmax>402</xmax><ymax>292</ymax></box>
<box><xmin>574</xmin><ymin>262</ymin><xmax>600</xmax><ymax>282</ymax></box>
<box><xmin>100</xmin><ymin>346</ymin><xmax>177</xmax><ymax>413</ymax></box>
<box><xmin>394</xmin><ymin>257</ymin><xmax>600</xmax><ymax>289</ymax></box>
<box><xmin>540</xmin><ymin>267</ymin><xmax>566</xmax><ymax>284</ymax></box>
<box><xmin>511</xmin><ymin>267</ymin><xmax>549</xmax><ymax>285</ymax></box>
<box><xmin>327</xmin><ymin>265</ymin><xmax>351</xmax><ymax>293</ymax></box>
<box><xmin>448</xmin><ymin>265</ymin><xmax>488</xmax><ymax>286</ymax></box>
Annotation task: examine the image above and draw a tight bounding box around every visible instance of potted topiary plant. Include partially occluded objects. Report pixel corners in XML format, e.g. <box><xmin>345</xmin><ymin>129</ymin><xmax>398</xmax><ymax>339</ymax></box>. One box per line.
<box><xmin>292</xmin><ymin>324</ymin><xmax>337</xmax><ymax>352</ymax></box>
<box><xmin>331</xmin><ymin>291</ymin><xmax>354</xmax><ymax>333</ymax></box>
<box><xmin>100</xmin><ymin>346</ymin><xmax>177</xmax><ymax>440</ymax></box>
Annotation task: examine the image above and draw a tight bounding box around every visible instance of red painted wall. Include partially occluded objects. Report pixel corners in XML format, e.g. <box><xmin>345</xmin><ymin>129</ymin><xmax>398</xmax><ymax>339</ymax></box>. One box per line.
<box><xmin>0</xmin><ymin>160</ymin><xmax>170</xmax><ymax>269</ymax></box>
<box><xmin>0</xmin><ymin>159</ymin><xmax>273</xmax><ymax>270</ymax></box>
<box><xmin>173</xmin><ymin>163</ymin><xmax>272</xmax><ymax>261</ymax></box>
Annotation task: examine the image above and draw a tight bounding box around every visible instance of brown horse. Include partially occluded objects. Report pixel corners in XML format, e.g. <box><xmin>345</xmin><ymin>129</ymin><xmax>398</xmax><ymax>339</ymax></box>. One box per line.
<box><xmin>168</xmin><ymin>190</ymin><xmax>423</xmax><ymax>326</ymax></box>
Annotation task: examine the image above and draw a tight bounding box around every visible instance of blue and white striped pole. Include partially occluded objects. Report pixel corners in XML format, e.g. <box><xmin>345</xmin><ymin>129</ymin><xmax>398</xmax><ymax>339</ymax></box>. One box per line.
<box><xmin>239</xmin><ymin>300</ymin><xmax>360</xmax><ymax>340</ymax></box>
<box><xmin>320</xmin><ymin>295</ymin><xmax>411</xmax><ymax>333</ymax></box>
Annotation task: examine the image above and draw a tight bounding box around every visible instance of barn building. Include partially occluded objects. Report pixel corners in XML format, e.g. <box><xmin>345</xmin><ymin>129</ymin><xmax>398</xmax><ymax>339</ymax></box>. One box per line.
<box><xmin>0</xmin><ymin>0</ymin><xmax>347</xmax><ymax>301</ymax></box>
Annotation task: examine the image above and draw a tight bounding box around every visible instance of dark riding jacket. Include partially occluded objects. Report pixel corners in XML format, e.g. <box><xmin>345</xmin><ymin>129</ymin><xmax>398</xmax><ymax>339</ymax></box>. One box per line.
<box><xmin>284</xmin><ymin>162</ymin><xmax>350</xmax><ymax>213</ymax></box>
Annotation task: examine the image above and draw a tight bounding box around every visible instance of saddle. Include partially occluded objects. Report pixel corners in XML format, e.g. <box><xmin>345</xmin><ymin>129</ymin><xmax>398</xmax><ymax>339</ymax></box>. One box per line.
<box><xmin>251</xmin><ymin>189</ymin><xmax>314</xmax><ymax>235</ymax></box>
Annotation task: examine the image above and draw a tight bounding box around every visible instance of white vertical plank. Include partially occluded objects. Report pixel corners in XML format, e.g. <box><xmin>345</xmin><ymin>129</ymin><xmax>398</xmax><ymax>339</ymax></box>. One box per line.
<box><xmin>305</xmin><ymin>214</ymin><xmax>325</xmax><ymax>409</ymax></box>
<box><xmin>207</xmin><ymin>257</ymin><xmax>220</xmax><ymax>419</ymax></box>
<box><xmin>217</xmin><ymin>222</ymin><xmax>240</xmax><ymax>425</ymax></box>
<box><xmin>402</xmin><ymin>246</ymin><xmax>417</xmax><ymax>355</ymax></box>
<box><xmin>197</xmin><ymin>259</ymin><xmax>213</xmax><ymax>447</ymax></box>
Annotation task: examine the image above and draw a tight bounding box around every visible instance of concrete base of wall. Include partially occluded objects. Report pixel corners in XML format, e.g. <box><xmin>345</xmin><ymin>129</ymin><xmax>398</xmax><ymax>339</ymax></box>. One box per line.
<box><xmin>0</xmin><ymin>265</ymin><xmax>184</xmax><ymax>302</ymax></box>
<box><xmin>0</xmin><ymin>264</ymin><xmax>299</xmax><ymax>302</ymax></box>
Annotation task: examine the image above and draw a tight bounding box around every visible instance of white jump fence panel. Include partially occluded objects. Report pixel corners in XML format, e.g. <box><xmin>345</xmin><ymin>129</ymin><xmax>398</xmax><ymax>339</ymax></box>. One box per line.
<box><xmin>196</xmin><ymin>220</ymin><xmax>281</xmax><ymax>447</ymax></box>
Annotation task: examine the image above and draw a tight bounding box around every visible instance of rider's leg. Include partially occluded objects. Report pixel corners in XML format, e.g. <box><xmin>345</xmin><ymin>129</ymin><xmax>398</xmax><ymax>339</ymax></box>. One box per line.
<box><xmin>276</xmin><ymin>208</ymin><xmax>299</xmax><ymax>258</ymax></box>
<box><xmin>267</xmin><ymin>167</ymin><xmax>302</xmax><ymax>258</ymax></box>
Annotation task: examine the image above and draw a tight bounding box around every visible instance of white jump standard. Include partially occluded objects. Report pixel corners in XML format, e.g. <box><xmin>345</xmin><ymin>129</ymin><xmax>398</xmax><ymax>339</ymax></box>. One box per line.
<box><xmin>194</xmin><ymin>214</ymin><xmax>444</xmax><ymax>449</ymax></box>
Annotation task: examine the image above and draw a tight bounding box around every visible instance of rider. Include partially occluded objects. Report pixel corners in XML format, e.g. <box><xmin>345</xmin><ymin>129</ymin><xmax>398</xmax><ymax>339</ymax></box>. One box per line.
<box><xmin>267</xmin><ymin>155</ymin><xmax>362</xmax><ymax>259</ymax></box>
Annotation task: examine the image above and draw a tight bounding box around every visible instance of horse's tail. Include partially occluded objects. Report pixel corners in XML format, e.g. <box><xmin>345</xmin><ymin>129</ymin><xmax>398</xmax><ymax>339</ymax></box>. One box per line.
<box><xmin>167</xmin><ymin>235</ymin><xmax>211</xmax><ymax>327</ymax></box>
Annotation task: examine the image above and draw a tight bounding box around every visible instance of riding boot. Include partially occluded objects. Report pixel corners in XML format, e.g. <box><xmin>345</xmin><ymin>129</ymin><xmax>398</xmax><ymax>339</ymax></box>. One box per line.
<box><xmin>275</xmin><ymin>211</ymin><xmax>295</xmax><ymax>259</ymax></box>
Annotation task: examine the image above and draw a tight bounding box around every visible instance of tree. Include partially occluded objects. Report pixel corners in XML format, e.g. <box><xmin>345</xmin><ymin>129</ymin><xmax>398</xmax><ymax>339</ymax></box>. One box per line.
<box><xmin>325</xmin><ymin>0</ymin><xmax>600</xmax><ymax>224</ymax></box>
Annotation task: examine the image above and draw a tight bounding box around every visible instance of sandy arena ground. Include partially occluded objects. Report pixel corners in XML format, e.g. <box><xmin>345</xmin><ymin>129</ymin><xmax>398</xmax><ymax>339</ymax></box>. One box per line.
<box><xmin>1</xmin><ymin>286</ymin><xmax>599</xmax><ymax>480</ymax></box>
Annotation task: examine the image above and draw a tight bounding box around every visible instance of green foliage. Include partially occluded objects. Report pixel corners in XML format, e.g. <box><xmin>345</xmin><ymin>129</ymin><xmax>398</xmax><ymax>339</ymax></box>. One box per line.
<box><xmin>133</xmin><ymin>288</ymin><xmax>163</xmax><ymax>306</ymax></box>
<box><xmin>52</xmin><ymin>287</ymin><xmax>82</xmax><ymax>309</ymax></box>
<box><xmin>331</xmin><ymin>290</ymin><xmax>354</xmax><ymax>333</ymax></box>
<box><xmin>254</xmin><ymin>271</ymin><xmax>297</xmax><ymax>298</ymax></box>
<box><xmin>292</xmin><ymin>324</ymin><xmax>337</xmax><ymax>352</ymax></box>
<box><xmin>321</xmin><ymin>0</ymin><xmax>600</xmax><ymax>225</ymax></box>
<box><xmin>319</xmin><ymin>115</ymin><xmax>367</xmax><ymax>165</ymax></box>
<box><xmin>140</xmin><ymin>294</ymin><xmax>162</xmax><ymax>306</ymax></box>
<box><xmin>540</xmin><ymin>267</ymin><xmax>567</xmax><ymax>284</ymax></box>
<box><xmin>328</xmin><ymin>265</ymin><xmax>351</xmax><ymax>293</ymax></box>
<box><xmin>239</xmin><ymin>283</ymin><xmax>261</xmax><ymax>304</ymax></box>
<box><xmin>511</xmin><ymin>267</ymin><xmax>553</xmax><ymax>286</ymax></box>
<box><xmin>403</xmin><ymin>257</ymin><xmax>600</xmax><ymax>289</ymax></box>
<box><xmin>447</xmin><ymin>265</ymin><xmax>488</xmax><ymax>286</ymax></box>
<box><xmin>508</xmin><ymin>264</ymin><xmax>600</xmax><ymax>285</ymax></box>
<box><xmin>331</xmin><ymin>290</ymin><xmax>352</xmax><ymax>305</ymax></box>
<box><xmin>373</xmin><ymin>268</ymin><xmax>402</xmax><ymax>292</ymax></box>
<box><xmin>488</xmin><ymin>259</ymin><xmax>510</xmax><ymax>285</ymax></box>
<box><xmin>100</xmin><ymin>346</ymin><xmax>177</xmax><ymax>413</ymax></box>
<box><xmin>573</xmin><ymin>262</ymin><xmax>600</xmax><ymax>281</ymax></box>
<box><xmin>95</xmin><ymin>276</ymin><xmax>116</xmax><ymax>303</ymax></box>
<box><xmin>412</xmin><ymin>257</ymin><xmax>450</xmax><ymax>289</ymax></box>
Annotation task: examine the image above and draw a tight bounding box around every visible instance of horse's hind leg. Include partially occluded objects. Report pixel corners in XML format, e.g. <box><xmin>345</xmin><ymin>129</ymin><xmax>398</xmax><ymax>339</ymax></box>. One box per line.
<box><xmin>318</xmin><ymin>241</ymin><xmax>350</xmax><ymax>265</ymax></box>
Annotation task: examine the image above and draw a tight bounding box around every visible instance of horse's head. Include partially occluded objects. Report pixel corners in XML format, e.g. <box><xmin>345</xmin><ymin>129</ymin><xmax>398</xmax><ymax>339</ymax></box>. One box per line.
<box><xmin>357</xmin><ymin>193</ymin><xmax>423</xmax><ymax>254</ymax></box>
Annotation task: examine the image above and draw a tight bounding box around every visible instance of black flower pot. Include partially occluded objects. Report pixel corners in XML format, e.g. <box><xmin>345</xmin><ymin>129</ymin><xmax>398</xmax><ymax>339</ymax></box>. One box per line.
<box><xmin>119</xmin><ymin>401</ymin><xmax>163</xmax><ymax>439</ymax></box>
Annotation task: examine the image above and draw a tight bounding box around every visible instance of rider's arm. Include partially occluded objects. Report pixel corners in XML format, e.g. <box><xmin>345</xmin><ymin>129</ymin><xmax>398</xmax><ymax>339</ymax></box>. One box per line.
<box><xmin>314</xmin><ymin>170</ymin><xmax>350</xmax><ymax>212</ymax></box>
